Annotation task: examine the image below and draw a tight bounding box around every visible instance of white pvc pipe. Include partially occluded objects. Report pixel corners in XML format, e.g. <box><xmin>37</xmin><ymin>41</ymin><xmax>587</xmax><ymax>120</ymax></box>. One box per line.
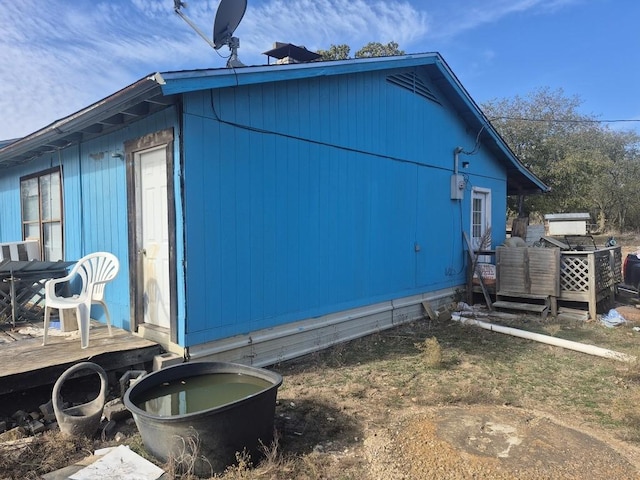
<box><xmin>452</xmin><ymin>314</ymin><xmax>636</xmax><ymax>363</ymax></box>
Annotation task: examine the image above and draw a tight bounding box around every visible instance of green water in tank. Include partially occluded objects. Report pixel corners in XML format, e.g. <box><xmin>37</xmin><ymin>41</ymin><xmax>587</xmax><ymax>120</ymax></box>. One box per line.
<box><xmin>135</xmin><ymin>373</ymin><xmax>272</xmax><ymax>416</ymax></box>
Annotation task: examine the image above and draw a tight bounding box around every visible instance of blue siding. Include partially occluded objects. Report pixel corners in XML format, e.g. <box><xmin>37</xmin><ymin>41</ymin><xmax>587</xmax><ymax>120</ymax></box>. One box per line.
<box><xmin>0</xmin><ymin>108</ymin><xmax>181</xmax><ymax>332</ymax></box>
<box><xmin>180</xmin><ymin>67</ymin><xmax>509</xmax><ymax>345</ymax></box>
<box><xmin>0</xmin><ymin>161</ymin><xmax>43</xmax><ymax>242</ymax></box>
<box><xmin>0</xmin><ymin>64</ymin><xmax>513</xmax><ymax>350</ymax></box>
<box><xmin>61</xmin><ymin>109</ymin><xmax>180</xmax><ymax>330</ymax></box>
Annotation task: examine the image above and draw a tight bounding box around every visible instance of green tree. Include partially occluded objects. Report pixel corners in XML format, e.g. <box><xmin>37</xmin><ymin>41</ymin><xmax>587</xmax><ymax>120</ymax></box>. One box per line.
<box><xmin>355</xmin><ymin>41</ymin><xmax>404</xmax><ymax>58</ymax></box>
<box><xmin>316</xmin><ymin>44</ymin><xmax>350</xmax><ymax>61</ymax></box>
<box><xmin>317</xmin><ymin>41</ymin><xmax>403</xmax><ymax>61</ymax></box>
<box><xmin>586</xmin><ymin>130</ymin><xmax>640</xmax><ymax>231</ymax></box>
<box><xmin>482</xmin><ymin>87</ymin><xmax>640</xmax><ymax>231</ymax></box>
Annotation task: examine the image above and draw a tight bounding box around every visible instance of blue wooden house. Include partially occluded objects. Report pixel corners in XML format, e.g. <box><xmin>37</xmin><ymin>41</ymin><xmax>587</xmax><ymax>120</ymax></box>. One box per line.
<box><xmin>0</xmin><ymin>53</ymin><xmax>547</xmax><ymax>364</ymax></box>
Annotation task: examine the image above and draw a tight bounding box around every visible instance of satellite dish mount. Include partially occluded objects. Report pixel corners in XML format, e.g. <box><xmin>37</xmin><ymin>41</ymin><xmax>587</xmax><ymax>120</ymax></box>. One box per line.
<box><xmin>174</xmin><ymin>0</ymin><xmax>247</xmax><ymax>68</ymax></box>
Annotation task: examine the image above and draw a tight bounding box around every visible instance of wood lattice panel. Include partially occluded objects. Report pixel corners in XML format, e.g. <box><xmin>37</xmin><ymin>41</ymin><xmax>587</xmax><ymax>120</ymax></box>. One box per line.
<box><xmin>560</xmin><ymin>247</ymin><xmax>620</xmax><ymax>294</ymax></box>
<box><xmin>560</xmin><ymin>256</ymin><xmax>589</xmax><ymax>292</ymax></box>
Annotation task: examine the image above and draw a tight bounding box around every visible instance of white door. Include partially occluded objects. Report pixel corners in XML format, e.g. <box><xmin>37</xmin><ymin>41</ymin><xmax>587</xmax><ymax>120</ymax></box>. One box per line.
<box><xmin>139</xmin><ymin>147</ymin><xmax>171</xmax><ymax>328</ymax></box>
<box><xmin>471</xmin><ymin>188</ymin><xmax>492</xmax><ymax>257</ymax></box>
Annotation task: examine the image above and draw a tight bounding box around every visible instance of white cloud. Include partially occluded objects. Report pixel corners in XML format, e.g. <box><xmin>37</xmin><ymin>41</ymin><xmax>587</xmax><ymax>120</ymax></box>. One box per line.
<box><xmin>0</xmin><ymin>0</ymin><xmax>584</xmax><ymax>139</ymax></box>
<box><xmin>240</xmin><ymin>0</ymin><xmax>430</xmax><ymax>55</ymax></box>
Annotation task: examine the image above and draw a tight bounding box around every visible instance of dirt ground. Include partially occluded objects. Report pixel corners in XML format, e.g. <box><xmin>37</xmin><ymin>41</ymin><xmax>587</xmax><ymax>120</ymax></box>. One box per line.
<box><xmin>360</xmin><ymin>406</ymin><xmax>640</xmax><ymax>479</ymax></box>
<box><xmin>272</xmin><ymin>326</ymin><xmax>640</xmax><ymax>480</ymax></box>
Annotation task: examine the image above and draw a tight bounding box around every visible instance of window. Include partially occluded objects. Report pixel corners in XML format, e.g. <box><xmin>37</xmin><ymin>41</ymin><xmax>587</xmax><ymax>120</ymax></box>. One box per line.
<box><xmin>471</xmin><ymin>187</ymin><xmax>491</xmax><ymax>252</ymax></box>
<box><xmin>20</xmin><ymin>168</ymin><xmax>63</xmax><ymax>261</ymax></box>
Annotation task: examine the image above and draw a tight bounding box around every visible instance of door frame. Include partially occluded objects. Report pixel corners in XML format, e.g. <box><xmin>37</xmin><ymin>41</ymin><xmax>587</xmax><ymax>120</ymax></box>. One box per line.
<box><xmin>125</xmin><ymin>128</ymin><xmax>178</xmax><ymax>342</ymax></box>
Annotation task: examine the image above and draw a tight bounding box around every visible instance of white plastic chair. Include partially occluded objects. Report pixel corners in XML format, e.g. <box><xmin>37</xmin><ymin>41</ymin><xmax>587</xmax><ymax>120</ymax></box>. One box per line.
<box><xmin>42</xmin><ymin>252</ymin><xmax>119</xmax><ymax>349</ymax></box>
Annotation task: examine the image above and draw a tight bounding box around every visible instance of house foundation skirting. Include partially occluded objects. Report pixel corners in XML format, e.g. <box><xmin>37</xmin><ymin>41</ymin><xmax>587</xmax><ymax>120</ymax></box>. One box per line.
<box><xmin>185</xmin><ymin>287</ymin><xmax>457</xmax><ymax>367</ymax></box>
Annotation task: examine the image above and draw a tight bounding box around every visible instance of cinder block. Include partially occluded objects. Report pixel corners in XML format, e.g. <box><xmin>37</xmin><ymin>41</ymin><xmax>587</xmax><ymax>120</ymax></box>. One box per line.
<box><xmin>103</xmin><ymin>398</ymin><xmax>131</xmax><ymax>422</ymax></box>
<box><xmin>436</xmin><ymin>306</ymin><xmax>452</xmax><ymax>321</ymax></box>
<box><xmin>39</xmin><ymin>400</ymin><xmax>53</xmax><ymax>417</ymax></box>
<box><xmin>28</xmin><ymin>420</ymin><xmax>46</xmax><ymax>434</ymax></box>
<box><xmin>59</xmin><ymin>308</ymin><xmax>78</xmax><ymax>332</ymax></box>
<box><xmin>153</xmin><ymin>352</ymin><xmax>183</xmax><ymax>371</ymax></box>
<box><xmin>118</xmin><ymin>370</ymin><xmax>147</xmax><ymax>398</ymax></box>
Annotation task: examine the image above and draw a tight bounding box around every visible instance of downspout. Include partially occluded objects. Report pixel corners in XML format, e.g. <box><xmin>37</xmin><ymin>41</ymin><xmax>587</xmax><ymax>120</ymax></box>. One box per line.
<box><xmin>452</xmin><ymin>314</ymin><xmax>636</xmax><ymax>363</ymax></box>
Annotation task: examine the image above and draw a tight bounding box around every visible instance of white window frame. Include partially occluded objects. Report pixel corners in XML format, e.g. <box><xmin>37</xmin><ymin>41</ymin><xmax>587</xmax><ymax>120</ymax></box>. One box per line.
<box><xmin>20</xmin><ymin>167</ymin><xmax>64</xmax><ymax>261</ymax></box>
<box><xmin>470</xmin><ymin>187</ymin><xmax>492</xmax><ymax>252</ymax></box>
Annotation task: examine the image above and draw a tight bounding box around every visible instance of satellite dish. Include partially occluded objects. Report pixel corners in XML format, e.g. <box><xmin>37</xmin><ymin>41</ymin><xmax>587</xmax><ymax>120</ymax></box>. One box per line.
<box><xmin>174</xmin><ymin>0</ymin><xmax>247</xmax><ymax>68</ymax></box>
<box><xmin>213</xmin><ymin>0</ymin><xmax>247</xmax><ymax>67</ymax></box>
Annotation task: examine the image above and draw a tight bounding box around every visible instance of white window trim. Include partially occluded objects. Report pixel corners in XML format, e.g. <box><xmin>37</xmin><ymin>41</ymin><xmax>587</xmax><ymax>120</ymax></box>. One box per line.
<box><xmin>470</xmin><ymin>187</ymin><xmax>492</xmax><ymax>251</ymax></box>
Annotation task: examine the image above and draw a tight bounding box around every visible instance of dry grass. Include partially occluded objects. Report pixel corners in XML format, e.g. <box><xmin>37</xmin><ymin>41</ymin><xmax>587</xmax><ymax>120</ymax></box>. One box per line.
<box><xmin>227</xmin><ymin>311</ymin><xmax>636</xmax><ymax>478</ymax></box>
<box><xmin>164</xmin><ymin>430</ymin><xmax>212</xmax><ymax>479</ymax></box>
<box><xmin>217</xmin><ymin>437</ymin><xmax>297</xmax><ymax>480</ymax></box>
<box><xmin>415</xmin><ymin>336</ymin><xmax>443</xmax><ymax>368</ymax></box>
<box><xmin>0</xmin><ymin>430</ymin><xmax>93</xmax><ymax>479</ymax></box>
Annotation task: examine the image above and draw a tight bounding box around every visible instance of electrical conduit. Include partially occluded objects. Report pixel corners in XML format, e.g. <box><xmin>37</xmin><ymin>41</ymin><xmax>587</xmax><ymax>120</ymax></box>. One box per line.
<box><xmin>452</xmin><ymin>314</ymin><xmax>636</xmax><ymax>363</ymax></box>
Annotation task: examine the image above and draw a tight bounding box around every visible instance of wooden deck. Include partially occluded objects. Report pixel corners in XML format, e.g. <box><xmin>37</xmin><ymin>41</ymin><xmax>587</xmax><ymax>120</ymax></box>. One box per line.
<box><xmin>0</xmin><ymin>320</ymin><xmax>163</xmax><ymax>395</ymax></box>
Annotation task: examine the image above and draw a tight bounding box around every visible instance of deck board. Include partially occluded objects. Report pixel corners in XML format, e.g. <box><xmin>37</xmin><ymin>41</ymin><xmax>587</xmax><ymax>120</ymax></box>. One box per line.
<box><xmin>0</xmin><ymin>321</ymin><xmax>163</xmax><ymax>395</ymax></box>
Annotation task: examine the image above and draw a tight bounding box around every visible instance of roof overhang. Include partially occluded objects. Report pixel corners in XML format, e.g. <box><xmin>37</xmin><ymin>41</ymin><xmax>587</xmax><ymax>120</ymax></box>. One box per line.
<box><xmin>0</xmin><ymin>74</ymin><xmax>175</xmax><ymax>168</ymax></box>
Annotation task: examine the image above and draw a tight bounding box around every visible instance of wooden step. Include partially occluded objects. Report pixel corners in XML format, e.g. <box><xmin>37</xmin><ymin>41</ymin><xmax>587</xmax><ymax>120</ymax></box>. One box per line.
<box><xmin>495</xmin><ymin>291</ymin><xmax>557</xmax><ymax>317</ymax></box>
<box><xmin>497</xmin><ymin>291</ymin><xmax>549</xmax><ymax>301</ymax></box>
<box><xmin>492</xmin><ymin>300</ymin><xmax>549</xmax><ymax>318</ymax></box>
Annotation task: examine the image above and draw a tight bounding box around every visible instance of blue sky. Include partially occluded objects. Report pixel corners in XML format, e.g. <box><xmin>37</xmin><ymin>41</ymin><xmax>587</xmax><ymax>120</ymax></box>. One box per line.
<box><xmin>1</xmin><ymin>0</ymin><xmax>638</xmax><ymax>140</ymax></box>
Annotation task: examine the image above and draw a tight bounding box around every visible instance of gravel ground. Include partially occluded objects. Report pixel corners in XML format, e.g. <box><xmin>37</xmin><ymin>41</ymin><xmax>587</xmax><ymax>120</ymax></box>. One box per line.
<box><xmin>360</xmin><ymin>405</ymin><xmax>640</xmax><ymax>479</ymax></box>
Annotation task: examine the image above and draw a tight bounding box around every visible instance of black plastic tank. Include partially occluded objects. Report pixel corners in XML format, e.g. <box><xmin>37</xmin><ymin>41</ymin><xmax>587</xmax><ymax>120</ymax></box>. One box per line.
<box><xmin>124</xmin><ymin>361</ymin><xmax>283</xmax><ymax>476</ymax></box>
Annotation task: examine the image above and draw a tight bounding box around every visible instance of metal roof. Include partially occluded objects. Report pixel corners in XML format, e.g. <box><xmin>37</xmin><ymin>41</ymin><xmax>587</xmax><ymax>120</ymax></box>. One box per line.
<box><xmin>0</xmin><ymin>53</ymin><xmax>548</xmax><ymax>195</ymax></box>
<box><xmin>544</xmin><ymin>213</ymin><xmax>591</xmax><ymax>221</ymax></box>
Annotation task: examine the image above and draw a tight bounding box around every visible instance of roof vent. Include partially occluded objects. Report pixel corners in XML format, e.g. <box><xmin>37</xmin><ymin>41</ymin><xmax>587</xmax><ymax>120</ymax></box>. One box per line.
<box><xmin>263</xmin><ymin>42</ymin><xmax>322</xmax><ymax>65</ymax></box>
<box><xmin>386</xmin><ymin>72</ymin><xmax>441</xmax><ymax>105</ymax></box>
